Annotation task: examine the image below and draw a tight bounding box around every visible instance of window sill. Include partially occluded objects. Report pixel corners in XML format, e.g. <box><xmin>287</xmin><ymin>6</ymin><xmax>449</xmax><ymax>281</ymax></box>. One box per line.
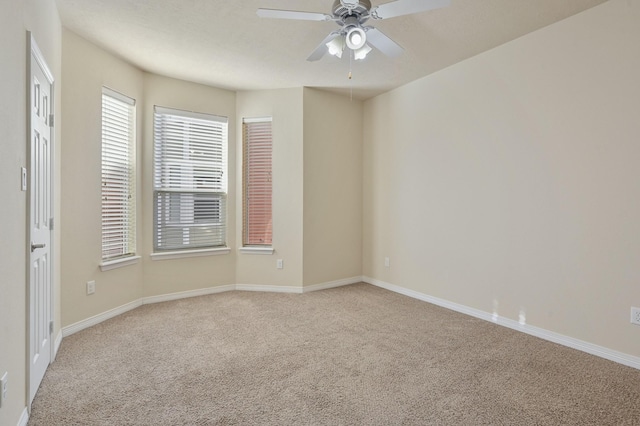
<box><xmin>150</xmin><ymin>247</ymin><xmax>231</xmax><ymax>261</ymax></box>
<box><xmin>100</xmin><ymin>255</ymin><xmax>141</xmax><ymax>272</ymax></box>
<box><xmin>239</xmin><ymin>246</ymin><xmax>274</xmax><ymax>255</ymax></box>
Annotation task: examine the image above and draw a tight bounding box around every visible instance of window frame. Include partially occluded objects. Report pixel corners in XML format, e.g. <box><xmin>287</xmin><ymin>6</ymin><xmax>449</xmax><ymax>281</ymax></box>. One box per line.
<box><xmin>242</xmin><ymin>117</ymin><xmax>273</xmax><ymax>251</ymax></box>
<box><xmin>100</xmin><ymin>87</ymin><xmax>137</xmax><ymax>267</ymax></box>
<box><xmin>152</xmin><ymin>105</ymin><xmax>229</xmax><ymax>254</ymax></box>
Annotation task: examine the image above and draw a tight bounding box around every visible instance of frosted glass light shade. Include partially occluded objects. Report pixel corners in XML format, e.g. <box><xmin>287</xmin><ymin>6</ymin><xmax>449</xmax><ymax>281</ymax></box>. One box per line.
<box><xmin>326</xmin><ymin>35</ymin><xmax>346</xmax><ymax>58</ymax></box>
<box><xmin>354</xmin><ymin>44</ymin><xmax>372</xmax><ymax>60</ymax></box>
<box><xmin>346</xmin><ymin>27</ymin><xmax>366</xmax><ymax>50</ymax></box>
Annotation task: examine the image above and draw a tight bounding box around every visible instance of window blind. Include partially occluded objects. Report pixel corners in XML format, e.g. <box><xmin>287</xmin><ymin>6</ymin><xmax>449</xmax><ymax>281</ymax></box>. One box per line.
<box><xmin>153</xmin><ymin>106</ymin><xmax>228</xmax><ymax>251</ymax></box>
<box><xmin>243</xmin><ymin>117</ymin><xmax>272</xmax><ymax>246</ymax></box>
<box><xmin>101</xmin><ymin>88</ymin><xmax>136</xmax><ymax>261</ymax></box>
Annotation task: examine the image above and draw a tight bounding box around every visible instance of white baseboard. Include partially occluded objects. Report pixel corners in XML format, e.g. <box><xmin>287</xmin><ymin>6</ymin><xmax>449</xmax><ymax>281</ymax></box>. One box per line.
<box><xmin>236</xmin><ymin>284</ymin><xmax>303</xmax><ymax>293</ymax></box>
<box><xmin>142</xmin><ymin>285</ymin><xmax>236</xmax><ymax>304</ymax></box>
<box><xmin>57</xmin><ymin>276</ymin><xmax>640</xmax><ymax>370</ymax></box>
<box><xmin>302</xmin><ymin>276</ymin><xmax>363</xmax><ymax>293</ymax></box>
<box><xmin>61</xmin><ymin>278</ymin><xmax>360</xmax><ymax>337</ymax></box>
<box><xmin>363</xmin><ymin>276</ymin><xmax>640</xmax><ymax>370</ymax></box>
<box><xmin>53</xmin><ymin>330</ymin><xmax>62</xmax><ymax>360</ymax></box>
<box><xmin>237</xmin><ymin>276</ymin><xmax>362</xmax><ymax>294</ymax></box>
<box><xmin>18</xmin><ymin>407</ymin><xmax>29</xmax><ymax>426</ymax></box>
<box><xmin>62</xmin><ymin>299</ymin><xmax>142</xmax><ymax>337</ymax></box>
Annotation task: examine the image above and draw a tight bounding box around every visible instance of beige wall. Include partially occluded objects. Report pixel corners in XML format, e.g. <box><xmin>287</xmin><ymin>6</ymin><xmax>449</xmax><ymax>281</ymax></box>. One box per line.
<box><xmin>0</xmin><ymin>5</ymin><xmax>28</xmax><ymax>422</ymax></box>
<box><xmin>61</xmin><ymin>29</ymin><xmax>144</xmax><ymax>326</ymax></box>
<box><xmin>142</xmin><ymin>74</ymin><xmax>237</xmax><ymax>297</ymax></box>
<box><xmin>0</xmin><ymin>0</ymin><xmax>61</xmax><ymax>424</ymax></box>
<box><xmin>236</xmin><ymin>89</ymin><xmax>305</xmax><ymax>287</ymax></box>
<box><xmin>59</xmin><ymin>33</ymin><xmax>363</xmax><ymax>322</ymax></box>
<box><xmin>363</xmin><ymin>0</ymin><xmax>640</xmax><ymax>357</ymax></box>
<box><xmin>303</xmin><ymin>88</ymin><xmax>363</xmax><ymax>286</ymax></box>
<box><xmin>234</xmin><ymin>88</ymin><xmax>363</xmax><ymax>288</ymax></box>
<box><xmin>6</xmin><ymin>4</ymin><xmax>635</xmax><ymax>424</ymax></box>
<box><xmin>60</xmin><ymin>32</ymin><xmax>239</xmax><ymax>313</ymax></box>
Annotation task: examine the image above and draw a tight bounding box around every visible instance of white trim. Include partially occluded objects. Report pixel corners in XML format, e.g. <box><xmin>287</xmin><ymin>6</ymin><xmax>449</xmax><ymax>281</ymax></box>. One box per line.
<box><xmin>243</xmin><ymin>116</ymin><xmax>272</xmax><ymax>123</ymax></box>
<box><xmin>142</xmin><ymin>285</ymin><xmax>236</xmax><ymax>305</ymax></box>
<box><xmin>62</xmin><ymin>299</ymin><xmax>142</xmax><ymax>337</ymax></box>
<box><xmin>100</xmin><ymin>255</ymin><xmax>141</xmax><ymax>271</ymax></box>
<box><xmin>18</xmin><ymin>407</ymin><xmax>29</xmax><ymax>426</ymax></box>
<box><xmin>154</xmin><ymin>105</ymin><xmax>227</xmax><ymax>124</ymax></box>
<box><xmin>150</xmin><ymin>247</ymin><xmax>230</xmax><ymax>261</ymax></box>
<box><xmin>238</xmin><ymin>246</ymin><xmax>274</xmax><ymax>255</ymax></box>
<box><xmin>237</xmin><ymin>277</ymin><xmax>361</xmax><ymax>293</ymax></box>
<box><xmin>59</xmin><ymin>277</ymin><xmax>360</xmax><ymax>338</ymax></box>
<box><xmin>53</xmin><ymin>330</ymin><xmax>62</xmax><ymax>361</ymax></box>
<box><xmin>363</xmin><ymin>276</ymin><xmax>640</xmax><ymax>371</ymax></box>
<box><xmin>302</xmin><ymin>276</ymin><xmax>363</xmax><ymax>293</ymax></box>
<box><xmin>102</xmin><ymin>86</ymin><xmax>135</xmax><ymax>106</ymax></box>
<box><xmin>236</xmin><ymin>284</ymin><xmax>303</xmax><ymax>293</ymax></box>
<box><xmin>29</xmin><ymin>35</ymin><xmax>53</xmax><ymax>83</ymax></box>
<box><xmin>27</xmin><ymin>32</ymin><xmax>56</xmax><ymax>409</ymax></box>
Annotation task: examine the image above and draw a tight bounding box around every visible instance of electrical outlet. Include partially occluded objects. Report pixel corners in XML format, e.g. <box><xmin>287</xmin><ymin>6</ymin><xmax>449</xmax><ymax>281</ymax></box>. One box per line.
<box><xmin>276</xmin><ymin>259</ymin><xmax>283</xmax><ymax>269</ymax></box>
<box><xmin>87</xmin><ymin>280</ymin><xmax>96</xmax><ymax>295</ymax></box>
<box><xmin>384</xmin><ymin>257</ymin><xmax>390</xmax><ymax>268</ymax></box>
<box><xmin>0</xmin><ymin>372</ymin><xmax>8</xmax><ymax>408</ymax></box>
<box><xmin>631</xmin><ymin>307</ymin><xmax>640</xmax><ymax>326</ymax></box>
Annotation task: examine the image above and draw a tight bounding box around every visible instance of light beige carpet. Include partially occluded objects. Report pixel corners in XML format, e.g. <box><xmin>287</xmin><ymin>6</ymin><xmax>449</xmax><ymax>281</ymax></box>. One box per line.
<box><xmin>29</xmin><ymin>283</ymin><xmax>640</xmax><ymax>425</ymax></box>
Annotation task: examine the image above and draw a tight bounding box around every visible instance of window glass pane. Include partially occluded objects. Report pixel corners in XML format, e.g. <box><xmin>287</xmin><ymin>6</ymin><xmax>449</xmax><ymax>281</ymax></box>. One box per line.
<box><xmin>243</xmin><ymin>118</ymin><xmax>272</xmax><ymax>246</ymax></box>
<box><xmin>101</xmin><ymin>88</ymin><xmax>136</xmax><ymax>260</ymax></box>
<box><xmin>154</xmin><ymin>106</ymin><xmax>228</xmax><ymax>251</ymax></box>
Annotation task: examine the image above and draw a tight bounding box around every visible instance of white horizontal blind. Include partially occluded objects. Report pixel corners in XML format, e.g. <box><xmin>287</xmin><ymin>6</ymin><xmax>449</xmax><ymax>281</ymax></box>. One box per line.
<box><xmin>243</xmin><ymin>118</ymin><xmax>273</xmax><ymax>246</ymax></box>
<box><xmin>153</xmin><ymin>106</ymin><xmax>228</xmax><ymax>251</ymax></box>
<box><xmin>101</xmin><ymin>88</ymin><xmax>136</xmax><ymax>261</ymax></box>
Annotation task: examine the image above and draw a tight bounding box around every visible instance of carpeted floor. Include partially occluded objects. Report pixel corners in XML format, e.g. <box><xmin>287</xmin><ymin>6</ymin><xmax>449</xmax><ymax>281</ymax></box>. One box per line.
<box><xmin>29</xmin><ymin>283</ymin><xmax>640</xmax><ymax>425</ymax></box>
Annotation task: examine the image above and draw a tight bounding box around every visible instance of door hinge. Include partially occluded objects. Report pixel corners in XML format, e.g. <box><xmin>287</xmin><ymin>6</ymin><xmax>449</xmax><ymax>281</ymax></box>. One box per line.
<box><xmin>49</xmin><ymin>217</ymin><xmax>54</xmax><ymax>230</ymax></box>
<box><xmin>49</xmin><ymin>114</ymin><xmax>54</xmax><ymax>127</ymax></box>
<box><xmin>49</xmin><ymin>321</ymin><xmax>54</xmax><ymax>335</ymax></box>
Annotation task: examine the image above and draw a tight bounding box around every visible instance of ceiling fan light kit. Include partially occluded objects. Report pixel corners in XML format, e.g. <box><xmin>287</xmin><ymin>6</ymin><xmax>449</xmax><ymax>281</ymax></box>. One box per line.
<box><xmin>326</xmin><ymin>35</ymin><xmax>346</xmax><ymax>58</ymax></box>
<box><xmin>345</xmin><ymin>27</ymin><xmax>367</xmax><ymax>50</ymax></box>
<box><xmin>257</xmin><ymin>0</ymin><xmax>450</xmax><ymax>62</ymax></box>
<box><xmin>354</xmin><ymin>44</ymin><xmax>372</xmax><ymax>60</ymax></box>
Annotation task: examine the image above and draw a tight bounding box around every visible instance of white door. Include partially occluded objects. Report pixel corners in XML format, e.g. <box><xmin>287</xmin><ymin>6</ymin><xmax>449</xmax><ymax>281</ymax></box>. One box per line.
<box><xmin>29</xmin><ymin>36</ymin><xmax>54</xmax><ymax>404</ymax></box>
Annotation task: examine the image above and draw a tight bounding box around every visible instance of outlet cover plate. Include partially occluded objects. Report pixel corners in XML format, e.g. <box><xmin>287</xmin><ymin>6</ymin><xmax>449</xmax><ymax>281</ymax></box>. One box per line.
<box><xmin>631</xmin><ymin>307</ymin><xmax>640</xmax><ymax>325</ymax></box>
<box><xmin>87</xmin><ymin>280</ymin><xmax>96</xmax><ymax>295</ymax></box>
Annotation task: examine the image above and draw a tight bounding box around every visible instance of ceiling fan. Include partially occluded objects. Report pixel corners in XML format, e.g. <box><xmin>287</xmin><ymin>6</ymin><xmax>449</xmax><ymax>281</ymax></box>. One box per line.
<box><xmin>257</xmin><ymin>0</ymin><xmax>450</xmax><ymax>61</ymax></box>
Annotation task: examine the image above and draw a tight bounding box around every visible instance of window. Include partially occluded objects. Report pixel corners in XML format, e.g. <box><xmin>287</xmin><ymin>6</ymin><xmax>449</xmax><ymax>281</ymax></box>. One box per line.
<box><xmin>153</xmin><ymin>106</ymin><xmax>228</xmax><ymax>251</ymax></box>
<box><xmin>242</xmin><ymin>117</ymin><xmax>272</xmax><ymax>247</ymax></box>
<box><xmin>101</xmin><ymin>88</ymin><xmax>136</xmax><ymax>261</ymax></box>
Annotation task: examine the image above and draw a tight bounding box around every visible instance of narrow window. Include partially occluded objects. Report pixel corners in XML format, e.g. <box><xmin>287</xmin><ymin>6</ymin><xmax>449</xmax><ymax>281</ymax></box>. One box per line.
<box><xmin>243</xmin><ymin>117</ymin><xmax>273</xmax><ymax>246</ymax></box>
<box><xmin>101</xmin><ymin>88</ymin><xmax>136</xmax><ymax>260</ymax></box>
<box><xmin>153</xmin><ymin>106</ymin><xmax>228</xmax><ymax>251</ymax></box>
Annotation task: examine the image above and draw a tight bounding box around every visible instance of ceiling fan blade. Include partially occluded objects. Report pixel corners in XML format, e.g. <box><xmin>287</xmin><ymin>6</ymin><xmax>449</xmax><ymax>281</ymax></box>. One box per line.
<box><xmin>365</xmin><ymin>27</ymin><xmax>404</xmax><ymax>57</ymax></box>
<box><xmin>257</xmin><ymin>8</ymin><xmax>331</xmax><ymax>21</ymax></box>
<box><xmin>371</xmin><ymin>0</ymin><xmax>450</xmax><ymax>20</ymax></box>
<box><xmin>307</xmin><ymin>32</ymin><xmax>341</xmax><ymax>62</ymax></box>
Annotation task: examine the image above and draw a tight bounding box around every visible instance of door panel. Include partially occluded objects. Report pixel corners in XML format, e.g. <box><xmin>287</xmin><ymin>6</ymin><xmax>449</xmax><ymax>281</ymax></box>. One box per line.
<box><xmin>29</xmin><ymin>39</ymin><xmax>53</xmax><ymax>404</ymax></box>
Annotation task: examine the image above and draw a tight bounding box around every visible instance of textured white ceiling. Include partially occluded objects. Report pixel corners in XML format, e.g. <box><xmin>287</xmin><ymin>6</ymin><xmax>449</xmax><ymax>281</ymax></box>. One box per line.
<box><xmin>55</xmin><ymin>0</ymin><xmax>608</xmax><ymax>99</ymax></box>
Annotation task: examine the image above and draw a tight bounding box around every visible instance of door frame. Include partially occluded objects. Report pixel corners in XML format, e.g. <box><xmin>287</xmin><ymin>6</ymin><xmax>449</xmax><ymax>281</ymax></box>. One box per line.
<box><xmin>26</xmin><ymin>31</ymin><xmax>56</xmax><ymax>408</ymax></box>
